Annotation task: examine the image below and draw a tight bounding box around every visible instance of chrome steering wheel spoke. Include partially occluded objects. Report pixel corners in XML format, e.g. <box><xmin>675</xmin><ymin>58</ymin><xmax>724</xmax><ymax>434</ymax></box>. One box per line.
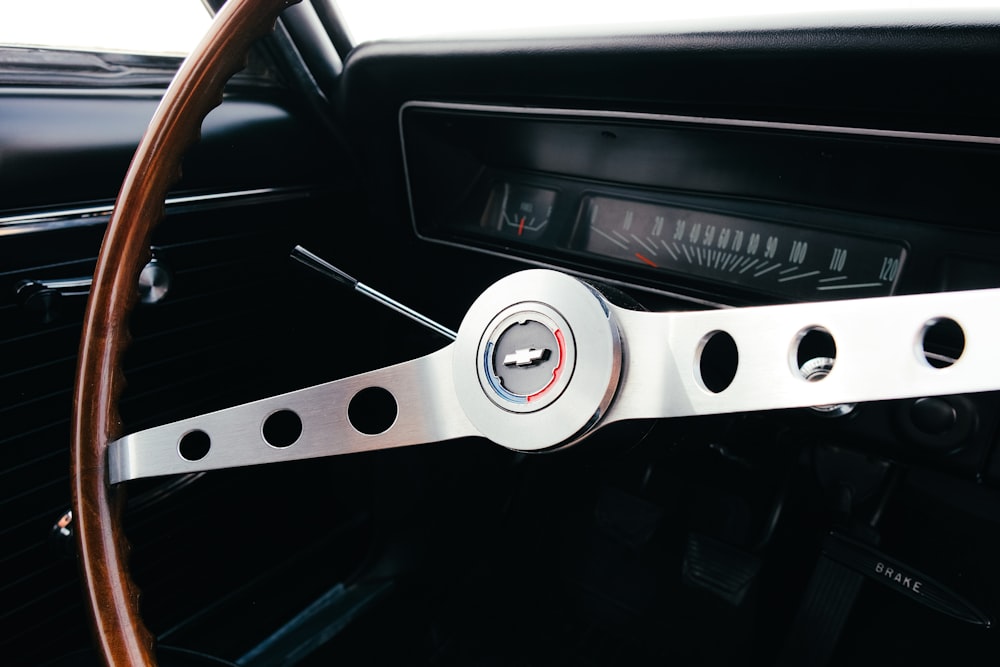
<box><xmin>110</xmin><ymin>269</ymin><xmax>1000</xmax><ymax>483</ymax></box>
<box><xmin>108</xmin><ymin>347</ymin><xmax>475</xmax><ymax>483</ymax></box>
<box><xmin>605</xmin><ymin>287</ymin><xmax>1000</xmax><ymax>423</ymax></box>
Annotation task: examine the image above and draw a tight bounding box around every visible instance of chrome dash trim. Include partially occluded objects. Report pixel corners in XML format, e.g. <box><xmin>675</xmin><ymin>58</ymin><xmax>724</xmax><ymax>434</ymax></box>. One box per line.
<box><xmin>400</xmin><ymin>100</ymin><xmax>1000</xmax><ymax>147</ymax></box>
<box><xmin>0</xmin><ymin>186</ymin><xmax>314</xmax><ymax>236</ymax></box>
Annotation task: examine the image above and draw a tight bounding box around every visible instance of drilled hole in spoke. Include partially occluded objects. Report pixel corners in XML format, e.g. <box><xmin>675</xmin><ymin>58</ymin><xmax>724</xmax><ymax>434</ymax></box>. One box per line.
<box><xmin>262</xmin><ymin>409</ymin><xmax>302</xmax><ymax>448</ymax></box>
<box><xmin>696</xmin><ymin>330</ymin><xmax>738</xmax><ymax>394</ymax></box>
<box><xmin>349</xmin><ymin>387</ymin><xmax>398</xmax><ymax>435</ymax></box>
<box><xmin>793</xmin><ymin>327</ymin><xmax>837</xmax><ymax>381</ymax></box>
<box><xmin>920</xmin><ymin>318</ymin><xmax>965</xmax><ymax>369</ymax></box>
<box><xmin>178</xmin><ymin>430</ymin><xmax>210</xmax><ymax>461</ymax></box>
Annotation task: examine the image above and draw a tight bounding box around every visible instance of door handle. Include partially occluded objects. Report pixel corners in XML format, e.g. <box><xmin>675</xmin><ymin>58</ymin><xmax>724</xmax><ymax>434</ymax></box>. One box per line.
<box><xmin>15</xmin><ymin>257</ymin><xmax>170</xmax><ymax>324</ymax></box>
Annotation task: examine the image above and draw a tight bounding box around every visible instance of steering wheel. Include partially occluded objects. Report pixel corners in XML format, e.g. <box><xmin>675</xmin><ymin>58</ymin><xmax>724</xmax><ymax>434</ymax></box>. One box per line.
<box><xmin>71</xmin><ymin>0</ymin><xmax>1000</xmax><ymax>664</ymax></box>
<box><xmin>71</xmin><ymin>1</ymin><xmax>303</xmax><ymax>664</ymax></box>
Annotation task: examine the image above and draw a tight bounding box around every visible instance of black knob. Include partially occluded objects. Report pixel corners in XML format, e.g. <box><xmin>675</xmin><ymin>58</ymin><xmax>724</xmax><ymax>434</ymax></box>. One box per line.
<box><xmin>910</xmin><ymin>397</ymin><xmax>958</xmax><ymax>436</ymax></box>
<box><xmin>896</xmin><ymin>395</ymin><xmax>976</xmax><ymax>455</ymax></box>
<box><xmin>15</xmin><ymin>280</ymin><xmax>62</xmax><ymax>324</ymax></box>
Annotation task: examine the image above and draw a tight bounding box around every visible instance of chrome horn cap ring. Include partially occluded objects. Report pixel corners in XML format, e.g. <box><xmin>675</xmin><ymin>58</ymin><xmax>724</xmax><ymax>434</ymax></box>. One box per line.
<box><xmin>454</xmin><ymin>270</ymin><xmax>623</xmax><ymax>452</ymax></box>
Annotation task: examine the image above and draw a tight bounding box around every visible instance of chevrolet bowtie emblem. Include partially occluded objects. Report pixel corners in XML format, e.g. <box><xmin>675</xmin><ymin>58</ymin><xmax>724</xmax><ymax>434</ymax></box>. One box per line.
<box><xmin>503</xmin><ymin>347</ymin><xmax>551</xmax><ymax>367</ymax></box>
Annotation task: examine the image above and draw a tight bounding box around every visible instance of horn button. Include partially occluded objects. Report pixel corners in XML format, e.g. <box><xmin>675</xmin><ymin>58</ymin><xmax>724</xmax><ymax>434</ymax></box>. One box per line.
<box><xmin>454</xmin><ymin>270</ymin><xmax>623</xmax><ymax>452</ymax></box>
<box><xmin>479</xmin><ymin>308</ymin><xmax>572</xmax><ymax>413</ymax></box>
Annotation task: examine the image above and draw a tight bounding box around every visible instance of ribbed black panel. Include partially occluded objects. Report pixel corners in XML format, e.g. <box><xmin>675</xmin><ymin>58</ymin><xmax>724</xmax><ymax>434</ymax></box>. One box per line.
<box><xmin>0</xmin><ymin>190</ymin><xmax>375</xmax><ymax>665</ymax></box>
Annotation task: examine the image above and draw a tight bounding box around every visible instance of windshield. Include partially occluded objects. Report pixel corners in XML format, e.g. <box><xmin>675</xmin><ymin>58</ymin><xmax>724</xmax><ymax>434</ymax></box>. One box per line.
<box><xmin>332</xmin><ymin>0</ymin><xmax>1000</xmax><ymax>46</ymax></box>
<box><xmin>2</xmin><ymin>0</ymin><xmax>211</xmax><ymax>56</ymax></box>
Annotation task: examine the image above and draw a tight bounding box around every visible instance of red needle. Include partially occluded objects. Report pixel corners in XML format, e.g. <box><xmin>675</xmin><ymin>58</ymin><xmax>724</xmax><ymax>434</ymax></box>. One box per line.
<box><xmin>635</xmin><ymin>252</ymin><xmax>658</xmax><ymax>268</ymax></box>
<box><xmin>517</xmin><ymin>216</ymin><xmax>525</xmax><ymax>236</ymax></box>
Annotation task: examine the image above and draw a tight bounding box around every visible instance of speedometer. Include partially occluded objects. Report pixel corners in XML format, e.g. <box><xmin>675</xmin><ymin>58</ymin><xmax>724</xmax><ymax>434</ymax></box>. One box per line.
<box><xmin>576</xmin><ymin>195</ymin><xmax>907</xmax><ymax>300</ymax></box>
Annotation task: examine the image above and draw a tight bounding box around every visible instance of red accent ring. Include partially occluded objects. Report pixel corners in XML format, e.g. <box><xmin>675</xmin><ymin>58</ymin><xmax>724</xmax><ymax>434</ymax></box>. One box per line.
<box><xmin>527</xmin><ymin>329</ymin><xmax>565</xmax><ymax>402</ymax></box>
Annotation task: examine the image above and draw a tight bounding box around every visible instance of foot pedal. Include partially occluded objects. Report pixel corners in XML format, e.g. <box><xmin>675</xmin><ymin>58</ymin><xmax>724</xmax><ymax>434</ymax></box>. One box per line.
<box><xmin>823</xmin><ymin>532</ymin><xmax>990</xmax><ymax>627</ymax></box>
<box><xmin>776</xmin><ymin>551</ymin><xmax>864</xmax><ymax>667</ymax></box>
<box><xmin>682</xmin><ymin>532</ymin><xmax>761</xmax><ymax>606</ymax></box>
<box><xmin>777</xmin><ymin>531</ymin><xmax>992</xmax><ymax>666</ymax></box>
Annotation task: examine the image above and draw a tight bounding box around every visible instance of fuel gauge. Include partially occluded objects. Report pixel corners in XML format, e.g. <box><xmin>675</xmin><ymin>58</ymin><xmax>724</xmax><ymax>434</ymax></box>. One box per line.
<box><xmin>480</xmin><ymin>182</ymin><xmax>557</xmax><ymax>241</ymax></box>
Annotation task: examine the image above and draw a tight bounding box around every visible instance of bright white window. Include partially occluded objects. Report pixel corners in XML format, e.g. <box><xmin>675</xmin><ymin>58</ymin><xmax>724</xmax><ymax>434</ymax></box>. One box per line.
<box><xmin>331</xmin><ymin>0</ymin><xmax>1000</xmax><ymax>46</ymax></box>
<box><xmin>1</xmin><ymin>0</ymin><xmax>213</xmax><ymax>57</ymax></box>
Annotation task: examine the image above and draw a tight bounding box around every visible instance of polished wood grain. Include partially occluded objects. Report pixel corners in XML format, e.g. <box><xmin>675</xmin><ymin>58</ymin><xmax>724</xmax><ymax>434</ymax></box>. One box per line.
<box><xmin>70</xmin><ymin>1</ymin><xmax>301</xmax><ymax>664</ymax></box>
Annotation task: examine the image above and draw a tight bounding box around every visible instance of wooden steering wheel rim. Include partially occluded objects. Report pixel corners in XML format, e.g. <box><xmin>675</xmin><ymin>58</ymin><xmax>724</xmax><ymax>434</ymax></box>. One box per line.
<box><xmin>70</xmin><ymin>1</ymin><xmax>299</xmax><ymax>664</ymax></box>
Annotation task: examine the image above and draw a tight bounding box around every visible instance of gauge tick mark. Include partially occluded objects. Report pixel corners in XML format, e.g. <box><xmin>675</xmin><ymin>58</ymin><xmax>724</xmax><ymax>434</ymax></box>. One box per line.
<box><xmin>816</xmin><ymin>282</ymin><xmax>885</xmax><ymax>291</ymax></box>
<box><xmin>632</xmin><ymin>234</ymin><xmax>657</xmax><ymax>256</ymax></box>
<box><xmin>754</xmin><ymin>263</ymin><xmax>782</xmax><ymax>278</ymax></box>
<box><xmin>591</xmin><ymin>225</ymin><xmax>629</xmax><ymax>251</ymax></box>
<box><xmin>778</xmin><ymin>270</ymin><xmax>821</xmax><ymax>283</ymax></box>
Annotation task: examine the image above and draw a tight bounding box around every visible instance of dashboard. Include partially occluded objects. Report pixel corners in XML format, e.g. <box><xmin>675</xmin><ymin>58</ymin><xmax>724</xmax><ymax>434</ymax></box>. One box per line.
<box><xmin>394</xmin><ymin>98</ymin><xmax>1000</xmax><ymax>486</ymax></box>
<box><xmin>400</xmin><ymin>102</ymin><xmax>1000</xmax><ymax>307</ymax></box>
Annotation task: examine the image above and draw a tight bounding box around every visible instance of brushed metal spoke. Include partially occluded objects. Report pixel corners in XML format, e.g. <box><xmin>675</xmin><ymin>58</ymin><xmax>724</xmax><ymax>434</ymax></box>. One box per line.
<box><xmin>108</xmin><ymin>347</ymin><xmax>474</xmax><ymax>483</ymax></box>
<box><xmin>605</xmin><ymin>287</ymin><xmax>999</xmax><ymax>423</ymax></box>
<box><xmin>109</xmin><ymin>269</ymin><xmax>1000</xmax><ymax>484</ymax></box>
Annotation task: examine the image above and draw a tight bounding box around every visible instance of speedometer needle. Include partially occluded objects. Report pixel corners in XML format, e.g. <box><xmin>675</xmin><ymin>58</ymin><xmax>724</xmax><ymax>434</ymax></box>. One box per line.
<box><xmin>635</xmin><ymin>252</ymin><xmax>658</xmax><ymax>268</ymax></box>
<box><xmin>517</xmin><ymin>216</ymin><xmax>525</xmax><ymax>236</ymax></box>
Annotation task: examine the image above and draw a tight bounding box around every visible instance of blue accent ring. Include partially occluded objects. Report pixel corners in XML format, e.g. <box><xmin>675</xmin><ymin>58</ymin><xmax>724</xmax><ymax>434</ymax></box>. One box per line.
<box><xmin>483</xmin><ymin>341</ymin><xmax>527</xmax><ymax>404</ymax></box>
